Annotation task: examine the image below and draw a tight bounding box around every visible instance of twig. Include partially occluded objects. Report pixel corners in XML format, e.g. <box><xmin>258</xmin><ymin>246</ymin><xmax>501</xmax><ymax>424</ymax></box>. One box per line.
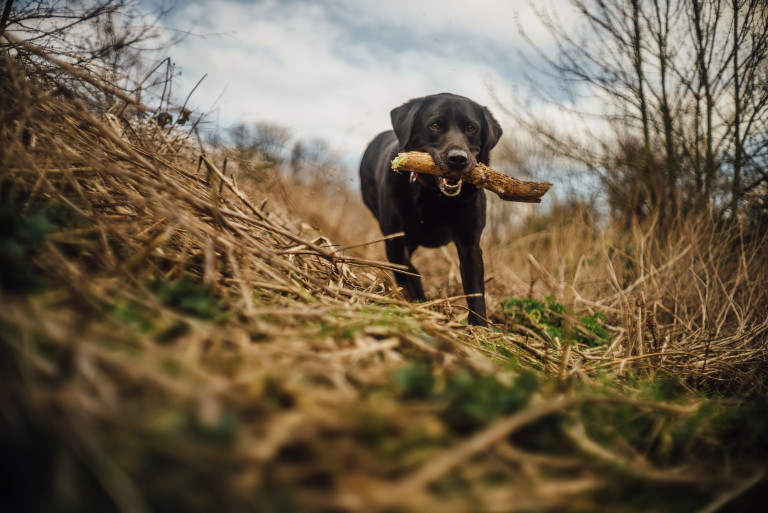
<box><xmin>379</xmin><ymin>395</ymin><xmax>698</xmax><ymax>506</ymax></box>
<box><xmin>694</xmin><ymin>470</ymin><xmax>764</xmax><ymax>513</ymax></box>
<box><xmin>2</xmin><ymin>31</ymin><xmax>155</xmax><ymax>113</ymax></box>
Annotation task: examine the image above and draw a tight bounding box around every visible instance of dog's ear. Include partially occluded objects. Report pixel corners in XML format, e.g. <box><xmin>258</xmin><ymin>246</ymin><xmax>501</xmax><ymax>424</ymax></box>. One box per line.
<box><xmin>390</xmin><ymin>97</ymin><xmax>424</xmax><ymax>150</ymax></box>
<box><xmin>479</xmin><ymin>107</ymin><xmax>502</xmax><ymax>164</ymax></box>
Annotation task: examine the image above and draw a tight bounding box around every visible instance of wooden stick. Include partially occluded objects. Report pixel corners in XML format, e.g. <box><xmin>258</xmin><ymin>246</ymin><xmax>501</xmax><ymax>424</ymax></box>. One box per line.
<box><xmin>391</xmin><ymin>151</ymin><xmax>551</xmax><ymax>203</ymax></box>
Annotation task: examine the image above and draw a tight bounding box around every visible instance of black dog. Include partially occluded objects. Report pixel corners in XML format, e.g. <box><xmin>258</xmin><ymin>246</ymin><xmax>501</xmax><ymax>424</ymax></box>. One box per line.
<box><xmin>360</xmin><ymin>93</ymin><xmax>502</xmax><ymax>326</ymax></box>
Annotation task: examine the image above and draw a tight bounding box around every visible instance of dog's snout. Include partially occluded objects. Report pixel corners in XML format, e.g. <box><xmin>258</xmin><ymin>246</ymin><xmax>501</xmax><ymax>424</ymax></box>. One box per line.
<box><xmin>446</xmin><ymin>149</ymin><xmax>468</xmax><ymax>167</ymax></box>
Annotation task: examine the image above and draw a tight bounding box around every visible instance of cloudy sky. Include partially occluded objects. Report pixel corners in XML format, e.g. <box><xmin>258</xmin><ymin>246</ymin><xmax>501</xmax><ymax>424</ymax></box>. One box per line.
<box><xmin>152</xmin><ymin>0</ymin><xmax>573</xmax><ymax>171</ymax></box>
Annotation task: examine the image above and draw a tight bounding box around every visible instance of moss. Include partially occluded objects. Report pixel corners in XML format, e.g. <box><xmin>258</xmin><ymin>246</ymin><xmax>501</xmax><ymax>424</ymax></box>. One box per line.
<box><xmin>500</xmin><ymin>294</ymin><xmax>612</xmax><ymax>347</ymax></box>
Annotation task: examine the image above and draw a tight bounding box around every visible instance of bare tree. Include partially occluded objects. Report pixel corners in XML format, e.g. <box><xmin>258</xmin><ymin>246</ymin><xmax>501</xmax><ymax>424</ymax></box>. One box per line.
<box><xmin>228</xmin><ymin>121</ymin><xmax>293</xmax><ymax>165</ymax></box>
<box><xmin>726</xmin><ymin>0</ymin><xmax>768</xmax><ymax>213</ymax></box>
<box><xmin>515</xmin><ymin>0</ymin><xmax>670</xmax><ymax>220</ymax></box>
<box><xmin>518</xmin><ymin>0</ymin><xmax>768</xmax><ymax>225</ymax></box>
<box><xmin>1</xmin><ymin>0</ymin><xmax>178</xmax><ymax>107</ymax></box>
<box><xmin>290</xmin><ymin>138</ymin><xmax>343</xmax><ymax>185</ymax></box>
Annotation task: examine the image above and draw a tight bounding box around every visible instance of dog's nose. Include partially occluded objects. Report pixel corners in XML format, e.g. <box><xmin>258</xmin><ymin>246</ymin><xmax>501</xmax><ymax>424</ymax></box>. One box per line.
<box><xmin>446</xmin><ymin>149</ymin><xmax>468</xmax><ymax>167</ymax></box>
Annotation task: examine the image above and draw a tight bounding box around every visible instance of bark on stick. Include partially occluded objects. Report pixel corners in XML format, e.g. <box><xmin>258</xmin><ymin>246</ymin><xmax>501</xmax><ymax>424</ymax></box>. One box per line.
<box><xmin>391</xmin><ymin>151</ymin><xmax>551</xmax><ymax>203</ymax></box>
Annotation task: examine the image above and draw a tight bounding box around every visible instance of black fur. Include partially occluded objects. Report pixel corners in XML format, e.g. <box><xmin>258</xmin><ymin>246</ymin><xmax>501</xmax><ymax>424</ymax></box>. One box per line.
<box><xmin>359</xmin><ymin>93</ymin><xmax>502</xmax><ymax>326</ymax></box>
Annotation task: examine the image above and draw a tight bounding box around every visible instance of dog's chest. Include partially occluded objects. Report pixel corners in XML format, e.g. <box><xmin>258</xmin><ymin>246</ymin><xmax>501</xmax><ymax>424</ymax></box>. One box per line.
<box><xmin>406</xmin><ymin>201</ymin><xmax>456</xmax><ymax>247</ymax></box>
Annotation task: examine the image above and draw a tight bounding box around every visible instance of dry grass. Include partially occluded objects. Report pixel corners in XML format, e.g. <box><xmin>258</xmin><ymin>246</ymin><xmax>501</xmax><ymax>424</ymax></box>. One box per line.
<box><xmin>480</xmin><ymin>204</ymin><xmax>768</xmax><ymax>395</ymax></box>
<box><xmin>2</xmin><ymin>41</ymin><xmax>768</xmax><ymax>513</ymax></box>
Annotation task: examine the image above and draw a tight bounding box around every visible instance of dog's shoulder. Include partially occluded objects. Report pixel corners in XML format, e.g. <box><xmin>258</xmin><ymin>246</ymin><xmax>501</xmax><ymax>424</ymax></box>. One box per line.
<box><xmin>362</xmin><ymin>131</ymin><xmax>398</xmax><ymax>163</ymax></box>
<box><xmin>360</xmin><ymin>130</ymin><xmax>401</xmax><ymax>179</ymax></box>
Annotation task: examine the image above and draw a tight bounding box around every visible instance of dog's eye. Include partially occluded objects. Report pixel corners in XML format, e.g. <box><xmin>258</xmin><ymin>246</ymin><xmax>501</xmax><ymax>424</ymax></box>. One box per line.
<box><xmin>466</xmin><ymin>124</ymin><xmax>477</xmax><ymax>133</ymax></box>
<box><xmin>429</xmin><ymin>122</ymin><xmax>442</xmax><ymax>131</ymax></box>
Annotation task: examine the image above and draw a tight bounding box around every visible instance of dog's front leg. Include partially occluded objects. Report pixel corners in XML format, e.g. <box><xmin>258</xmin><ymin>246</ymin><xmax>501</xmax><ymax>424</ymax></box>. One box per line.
<box><xmin>385</xmin><ymin>239</ymin><xmax>427</xmax><ymax>301</ymax></box>
<box><xmin>456</xmin><ymin>242</ymin><xmax>487</xmax><ymax>327</ymax></box>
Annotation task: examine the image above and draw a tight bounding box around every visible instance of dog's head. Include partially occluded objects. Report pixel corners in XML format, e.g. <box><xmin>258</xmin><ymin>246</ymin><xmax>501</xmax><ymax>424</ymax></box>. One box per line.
<box><xmin>391</xmin><ymin>93</ymin><xmax>502</xmax><ymax>196</ymax></box>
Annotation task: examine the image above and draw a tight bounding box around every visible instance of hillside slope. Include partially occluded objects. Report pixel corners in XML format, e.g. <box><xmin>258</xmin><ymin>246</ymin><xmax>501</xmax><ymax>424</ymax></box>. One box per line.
<box><xmin>2</xmin><ymin>46</ymin><xmax>767</xmax><ymax>513</ymax></box>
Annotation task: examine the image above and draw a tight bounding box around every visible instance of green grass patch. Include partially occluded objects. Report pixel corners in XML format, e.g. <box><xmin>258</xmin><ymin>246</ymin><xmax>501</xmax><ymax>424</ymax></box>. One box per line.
<box><xmin>500</xmin><ymin>294</ymin><xmax>612</xmax><ymax>347</ymax></box>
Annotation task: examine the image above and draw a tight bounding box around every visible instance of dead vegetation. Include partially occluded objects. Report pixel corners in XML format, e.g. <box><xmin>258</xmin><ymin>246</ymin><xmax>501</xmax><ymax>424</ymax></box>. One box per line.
<box><xmin>2</xmin><ymin>36</ymin><xmax>768</xmax><ymax>513</ymax></box>
<box><xmin>481</xmin><ymin>205</ymin><xmax>768</xmax><ymax>396</ymax></box>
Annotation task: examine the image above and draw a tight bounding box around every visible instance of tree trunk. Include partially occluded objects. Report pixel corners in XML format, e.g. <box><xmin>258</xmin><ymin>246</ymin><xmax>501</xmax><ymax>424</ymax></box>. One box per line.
<box><xmin>731</xmin><ymin>0</ymin><xmax>743</xmax><ymax>216</ymax></box>
<box><xmin>653</xmin><ymin>0</ymin><xmax>679</xmax><ymax>219</ymax></box>
<box><xmin>692</xmin><ymin>0</ymin><xmax>717</xmax><ymax>206</ymax></box>
<box><xmin>631</xmin><ymin>0</ymin><xmax>659</xmax><ymax>213</ymax></box>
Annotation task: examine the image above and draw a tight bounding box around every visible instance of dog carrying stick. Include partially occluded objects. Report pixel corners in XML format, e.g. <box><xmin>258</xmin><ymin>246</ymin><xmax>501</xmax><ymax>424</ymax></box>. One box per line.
<box><xmin>391</xmin><ymin>151</ymin><xmax>551</xmax><ymax>203</ymax></box>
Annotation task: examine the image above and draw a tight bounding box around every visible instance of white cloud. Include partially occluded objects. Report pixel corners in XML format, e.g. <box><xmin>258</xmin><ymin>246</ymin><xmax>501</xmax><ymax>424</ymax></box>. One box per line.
<box><xmin>157</xmin><ymin>0</ymin><xmax>578</xmax><ymax>170</ymax></box>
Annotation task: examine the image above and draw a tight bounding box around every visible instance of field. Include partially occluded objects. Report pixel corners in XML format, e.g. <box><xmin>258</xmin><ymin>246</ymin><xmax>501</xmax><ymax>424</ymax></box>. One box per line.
<box><xmin>2</xmin><ymin>43</ymin><xmax>768</xmax><ymax>513</ymax></box>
